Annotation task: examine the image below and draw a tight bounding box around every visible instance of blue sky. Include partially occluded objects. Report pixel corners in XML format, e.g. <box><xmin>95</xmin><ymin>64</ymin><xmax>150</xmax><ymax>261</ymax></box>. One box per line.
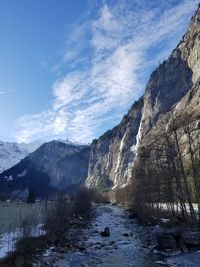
<box><xmin>0</xmin><ymin>0</ymin><xmax>199</xmax><ymax>144</ymax></box>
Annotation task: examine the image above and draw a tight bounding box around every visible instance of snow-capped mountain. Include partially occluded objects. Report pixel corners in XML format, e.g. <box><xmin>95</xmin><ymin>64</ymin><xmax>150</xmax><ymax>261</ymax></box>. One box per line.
<box><xmin>0</xmin><ymin>140</ymin><xmax>43</xmax><ymax>173</ymax></box>
<box><xmin>0</xmin><ymin>140</ymin><xmax>90</xmax><ymax>198</ymax></box>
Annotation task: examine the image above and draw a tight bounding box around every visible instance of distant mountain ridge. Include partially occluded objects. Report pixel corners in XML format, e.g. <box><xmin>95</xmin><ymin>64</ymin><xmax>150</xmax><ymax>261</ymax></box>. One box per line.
<box><xmin>0</xmin><ymin>140</ymin><xmax>90</xmax><ymax>198</ymax></box>
<box><xmin>0</xmin><ymin>140</ymin><xmax>43</xmax><ymax>173</ymax></box>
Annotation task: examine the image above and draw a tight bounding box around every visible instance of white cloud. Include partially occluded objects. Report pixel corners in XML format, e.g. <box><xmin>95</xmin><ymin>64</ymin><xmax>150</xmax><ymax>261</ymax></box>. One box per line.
<box><xmin>13</xmin><ymin>0</ymin><xmax>199</xmax><ymax>143</ymax></box>
<box><xmin>52</xmin><ymin>71</ymin><xmax>87</xmax><ymax>110</ymax></box>
<box><xmin>0</xmin><ymin>90</ymin><xmax>12</xmax><ymax>95</ymax></box>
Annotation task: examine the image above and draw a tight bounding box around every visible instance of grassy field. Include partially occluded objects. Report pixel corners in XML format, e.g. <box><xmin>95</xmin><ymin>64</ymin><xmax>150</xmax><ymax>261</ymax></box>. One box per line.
<box><xmin>0</xmin><ymin>201</ymin><xmax>52</xmax><ymax>235</ymax></box>
<box><xmin>0</xmin><ymin>201</ymin><xmax>53</xmax><ymax>258</ymax></box>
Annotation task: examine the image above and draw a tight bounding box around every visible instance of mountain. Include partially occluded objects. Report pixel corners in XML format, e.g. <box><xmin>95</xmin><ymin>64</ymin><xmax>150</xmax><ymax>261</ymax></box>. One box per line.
<box><xmin>85</xmin><ymin>5</ymin><xmax>200</xmax><ymax>191</ymax></box>
<box><xmin>0</xmin><ymin>140</ymin><xmax>90</xmax><ymax>198</ymax></box>
<box><xmin>1</xmin><ymin>6</ymin><xmax>199</xmax><ymax>196</ymax></box>
<box><xmin>0</xmin><ymin>140</ymin><xmax>42</xmax><ymax>173</ymax></box>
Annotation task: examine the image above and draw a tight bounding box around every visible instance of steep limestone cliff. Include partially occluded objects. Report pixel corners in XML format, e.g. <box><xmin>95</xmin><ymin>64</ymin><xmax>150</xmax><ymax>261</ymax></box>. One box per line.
<box><xmin>86</xmin><ymin>5</ymin><xmax>200</xmax><ymax>190</ymax></box>
<box><xmin>86</xmin><ymin>99</ymin><xmax>143</xmax><ymax>189</ymax></box>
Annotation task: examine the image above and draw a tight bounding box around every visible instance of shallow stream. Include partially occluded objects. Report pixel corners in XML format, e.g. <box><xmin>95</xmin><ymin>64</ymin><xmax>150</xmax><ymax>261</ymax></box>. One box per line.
<box><xmin>38</xmin><ymin>203</ymin><xmax>200</xmax><ymax>266</ymax></box>
<box><xmin>55</xmin><ymin>204</ymin><xmax>161</xmax><ymax>267</ymax></box>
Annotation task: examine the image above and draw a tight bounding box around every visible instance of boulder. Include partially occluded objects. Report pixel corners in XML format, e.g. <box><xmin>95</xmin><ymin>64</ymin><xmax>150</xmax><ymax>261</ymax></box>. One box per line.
<box><xmin>157</xmin><ymin>234</ymin><xmax>177</xmax><ymax>250</ymax></box>
<box><xmin>101</xmin><ymin>227</ymin><xmax>110</xmax><ymax>237</ymax></box>
<box><xmin>123</xmin><ymin>233</ymin><xmax>129</xmax><ymax>237</ymax></box>
<box><xmin>156</xmin><ymin>230</ymin><xmax>200</xmax><ymax>254</ymax></box>
<box><xmin>180</xmin><ymin>231</ymin><xmax>200</xmax><ymax>247</ymax></box>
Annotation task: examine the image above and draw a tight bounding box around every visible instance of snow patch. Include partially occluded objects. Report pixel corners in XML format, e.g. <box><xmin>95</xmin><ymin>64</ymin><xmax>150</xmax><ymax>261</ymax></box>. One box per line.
<box><xmin>0</xmin><ymin>141</ymin><xmax>42</xmax><ymax>174</ymax></box>
<box><xmin>7</xmin><ymin>175</ymin><xmax>13</xmax><ymax>181</ymax></box>
<box><xmin>120</xmin><ymin>116</ymin><xmax>144</xmax><ymax>188</ymax></box>
<box><xmin>112</xmin><ymin>132</ymin><xmax>127</xmax><ymax>189</ymax></box>
<box><xmin>115</xmin><ymin>132</ymin><xmax>127</xmax><ymax>174</ymax></box>
<box><xmin>17</xmin><ymin>170</ymin><xmax>27</xmax><ymax>177</ymax></box>
<box><xmin>130</xmin><ymin>144</ymin><xmax>136</xmax><ymax>152</ymax></box>
<box><xmin>43</xmin><ymin>246</ymin><xmax>55</xmax><ymax>257</ymax></box>
<box><xmin>3</xmin><ymin>175</ymin><xmax>13</xmax><ymax>181</ymax></box>
<box><xmin>134</xmin><ymin>120</ymin><xmax>143</xmax><ymax>156</ymax></box>
<box><xmin>160</xmin><ymin>218</ymin><xmax>170</xmax><ymax>223</ymax></box>
<box><xmin>0</xmin><ymin>224</ymin><xmax>45</xmax><ymax>259</ymax></box>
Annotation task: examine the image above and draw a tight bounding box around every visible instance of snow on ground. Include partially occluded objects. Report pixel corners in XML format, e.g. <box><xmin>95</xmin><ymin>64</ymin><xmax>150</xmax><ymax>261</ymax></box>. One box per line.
<box><xmin>167</xmin><ymin>250</ymin><xmax>200</xmax><ymax>267</ymax></box>
<box><xmin>17</xmin><ymin>170</ymin><xmax>27</xmax><ymax>177</ymax></box>
<box><xmin>0</xmin><ymin>224</ymin><xmax>45</xmax><ymax>258</ymax></box>
<box><xmin>155</xmin><ymin>203</ymin><xmax>199</xmax><ymax>213</ymax></box>
<box><xmin>47</xmin><ymin>204</ymin><xmax>160</xmax><ymax>267</ymax></box>
<box><xmin>7</xmin><ymin>175</ymin><xmax>13</xmax><ymax>181</ymax></box>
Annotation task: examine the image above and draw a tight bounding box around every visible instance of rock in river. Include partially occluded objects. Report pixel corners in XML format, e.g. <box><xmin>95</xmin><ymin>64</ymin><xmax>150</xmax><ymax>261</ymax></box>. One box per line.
<box><xmin>101</xmin><ymin>226</ymin><xmax>110</xmax><ymax>237</ymax></box>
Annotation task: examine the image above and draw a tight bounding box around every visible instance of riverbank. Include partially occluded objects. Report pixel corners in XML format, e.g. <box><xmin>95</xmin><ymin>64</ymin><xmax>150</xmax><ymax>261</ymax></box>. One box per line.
<box><xmin>128</xmin><ymin>205</ymin><xmax>200</xmax><ymax>267</ymax></box>
<box><xmin>0</xmin><ymin>188</ymin><xmax>95</xmax><ymax>267</ymax></box>
<box><xmin>32</xmin><ymin>203</ymin><xmax>165</xmax><ymax>266</ymax></box>
<box><xmin>0</xmin><ymin>205</ymin><xmax>93</xmax><ymax>267</ymax></box>
<box><xmin>35</xmin><ymin>203</ymin><xmax>200</xmax><ymax>267</ymax></box>
<box><xmin>3</xmin><ymin>202</ymin><xmax>200</xmax><ymax>266</ymax></box>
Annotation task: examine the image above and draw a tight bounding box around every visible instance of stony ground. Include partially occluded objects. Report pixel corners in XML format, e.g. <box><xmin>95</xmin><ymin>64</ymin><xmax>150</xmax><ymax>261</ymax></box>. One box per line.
<box><xmin>32</xmin><ymin>204</ymin><xmax>200</xmax><ymax>267</ymax></box>
<box><xmin>33</xmin><ymin>204</ymin><xmax>163</xmax><ymax>267</ymax></box>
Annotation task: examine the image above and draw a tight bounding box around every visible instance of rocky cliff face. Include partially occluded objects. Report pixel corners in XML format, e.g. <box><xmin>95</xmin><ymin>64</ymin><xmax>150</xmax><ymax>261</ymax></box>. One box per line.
<box><xmin>57</xmin><ymin>146</ymin><xmax>90</xmax><ymax>189</ymax></box>
<box><xmin>0</xmin><ymin>140</ymin><xmax>90</xmax><ymax>197</ymax></box>
<box><xmin>86</xmin><ymin>99</ymin><xmax>143</xmax><ymax>189</ymax></box>
<box><xmin>86</xmin><ymin>5</ymin><xmax>200</xmax><ymax>190</ymax></box>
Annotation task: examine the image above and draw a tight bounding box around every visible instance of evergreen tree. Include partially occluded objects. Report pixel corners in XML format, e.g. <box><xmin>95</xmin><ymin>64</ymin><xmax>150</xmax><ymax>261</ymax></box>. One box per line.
<box><xmin>27</xmin><ymin>189</ymin><xmax>36</xmax><ymax>203</ymax></box>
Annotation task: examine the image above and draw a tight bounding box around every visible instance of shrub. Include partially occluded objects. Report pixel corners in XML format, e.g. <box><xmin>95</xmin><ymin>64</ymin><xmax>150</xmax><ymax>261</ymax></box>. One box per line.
<box><xmin>73</xmin><ymin>187</ymin><xmax>93</xmax><ymax>215</ymax></box>
<box><xmin>45</xmin><ymin>195</ymin><xmax>72</xmax><ymax>243</ymax></box>
<box><xmin>26</xmin><ymin>189</ymin><xmax>36</xmax><ymax>204</ymax></box>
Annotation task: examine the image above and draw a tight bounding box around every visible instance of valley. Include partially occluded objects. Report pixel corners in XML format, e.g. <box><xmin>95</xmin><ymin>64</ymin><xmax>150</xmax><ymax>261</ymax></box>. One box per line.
<box><xmin>0</xmin><ymin>2</ymin><xmax>200</xmax><ymax>267</ymax></box>
<box><xmin>33</xmin><ymin>204</ymin><xmax>200</xmax><ymax>267</ymax></box>
<box><xmin>34</xmin><ymin>204</ymin><xmax>161</xmax><ymax>267</ymax></box>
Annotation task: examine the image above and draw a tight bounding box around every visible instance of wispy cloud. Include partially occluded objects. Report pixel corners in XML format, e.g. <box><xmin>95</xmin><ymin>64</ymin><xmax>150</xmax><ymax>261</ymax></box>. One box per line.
<box><xmin>0</xmin><ymin>90</ymin><xmax>12</xmax><ymax>95</ymax></box>
<box><xmin>13</xmin><ymin>0</ymin><xmax>199</xmax><ymax>143</ymax></box>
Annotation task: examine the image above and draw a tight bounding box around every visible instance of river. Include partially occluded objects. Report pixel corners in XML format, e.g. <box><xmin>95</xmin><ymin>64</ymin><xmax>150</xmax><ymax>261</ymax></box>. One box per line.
<box><xmin>36</xmin><ymin>203</ymin><xmax>200</xmax><ymax>266</ymax></box>
<box><xmin>47</xmin><ymin>203</ymin><xmax>163</xmax><ymax>267</ymax></box>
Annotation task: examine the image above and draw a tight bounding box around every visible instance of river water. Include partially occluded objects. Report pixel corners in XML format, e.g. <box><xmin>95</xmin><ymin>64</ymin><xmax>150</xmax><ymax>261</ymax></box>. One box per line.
<box><xmin>53</xmin><ymin>204</ymin><xmax>162</xmax><ymax>267</ymax></box>
<box><xmin>34</xmin><ymin>203</ymin><xmax>200</xmax><ymax>266</ymax></box>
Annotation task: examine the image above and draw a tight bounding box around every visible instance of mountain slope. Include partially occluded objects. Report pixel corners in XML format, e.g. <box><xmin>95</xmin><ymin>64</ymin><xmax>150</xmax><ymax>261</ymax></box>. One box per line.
<box><xmin>0</xmin><ymin>140</ymin><xmax>90</xmax><ymax>198</ymax></box>
<box><xmin>0</xmin><ymin>140</ymin><xmax>42</xmax><ymax>173</ymax></box>
<box><xmin>86</xmin><ymin>4</ymin><xmax>200</xmax><ymax>190</ymax></box>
